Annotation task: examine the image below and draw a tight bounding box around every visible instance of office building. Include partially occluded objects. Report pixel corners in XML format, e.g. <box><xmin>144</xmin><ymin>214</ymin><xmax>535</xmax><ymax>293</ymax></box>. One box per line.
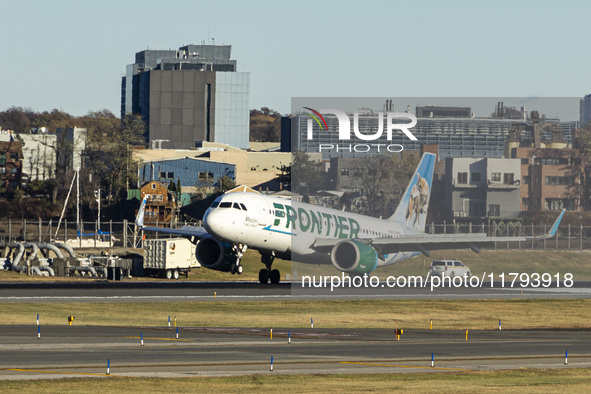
<box><xmin>122</xmin><ymin>44</ymin><xmax>250</xmax><ymax>150</ymax></box>
<box><xmin>580</xmin><ymin>94</ymin><xmax>591</xmax><ymax>129</ymax></box>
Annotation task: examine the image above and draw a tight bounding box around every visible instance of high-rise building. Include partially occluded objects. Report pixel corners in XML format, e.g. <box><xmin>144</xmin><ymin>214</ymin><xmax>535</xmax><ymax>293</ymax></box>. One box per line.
<box><xmin>287</xmin><ymin>109</ymin><xmax>577</xmax><ymax>160</ymax></box>
<box><xmin>580</xmin><ymin>94</ymin><xmax>591</xmax><ymax>129</ymax></box>
<box><xmin>121</xmin><ymin>44</ymin><xmax>250</xmax><ymax>149</ymax></box>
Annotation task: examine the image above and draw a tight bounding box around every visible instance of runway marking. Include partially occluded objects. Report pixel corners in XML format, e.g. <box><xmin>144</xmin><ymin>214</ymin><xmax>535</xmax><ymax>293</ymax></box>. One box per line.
<box><xmin>126</xmin><ymin>336</ymin><xmax>191</xmax><ymax>342</ymax></box>
<box><xmin>8</xmin><ymin>368</ymin><xmax>114</xmax><ymax>377</ymax></box>
<box><xmin>340</xmin><ymin>361</ymin><xmax>469</xmax><ymax>371</ymax></box>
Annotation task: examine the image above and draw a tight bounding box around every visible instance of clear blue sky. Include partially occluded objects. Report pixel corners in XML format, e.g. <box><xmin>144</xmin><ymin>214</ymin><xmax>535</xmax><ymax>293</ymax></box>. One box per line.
<box><xmin>1</xmin><ymin>0</ymin><xmax>588</xmax><ymax>118</ymax></box>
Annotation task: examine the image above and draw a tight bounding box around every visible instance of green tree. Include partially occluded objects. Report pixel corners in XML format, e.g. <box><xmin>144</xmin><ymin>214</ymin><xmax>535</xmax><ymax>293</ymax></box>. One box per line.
<box><xmin>0</xmin><ymin>107</ymin><xmax>35</xmax><ymax>132</ymax></box>
<box><xmin>217</xmin><ymin>175</ymin><xmax>236</xmax><ymax>193</ymax></box>
<box><xmin>291</xmin><ymin>151</ymin><xmax>326</xmax><ymax>197</ymax></box>
<box><xmin>277</xmin><ymin>164</ymin><xmax>291</xmax><ymax>189</ymax></box>
<box><xmin>249</xmin><ymin>107</ymin><xmax>282</xmax><ymax>142</ymax></box>
<box><xmin>31</xmin><ymin>109</ymin><xmax>74</xmax><ymax>132</ymax></box>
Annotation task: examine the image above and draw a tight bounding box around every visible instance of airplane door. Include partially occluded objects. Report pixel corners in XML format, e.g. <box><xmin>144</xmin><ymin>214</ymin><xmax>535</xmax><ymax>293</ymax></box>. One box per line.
<box><xmin>253</xmin><ymin>198</ymin><xmax>268</xmax><ymax>227</ymax></box>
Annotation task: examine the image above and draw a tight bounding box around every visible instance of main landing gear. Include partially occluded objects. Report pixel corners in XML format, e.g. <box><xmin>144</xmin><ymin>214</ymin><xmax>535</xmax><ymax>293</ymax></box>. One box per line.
<box><xmin>259</xmin><ymin>252</ymin><xmax>280</xmax><ymax>284</ymax></box>
<box><xmin>230</xmin><ymin>244</ymin><xmax>246</xmax><ymax>275</ymax></box>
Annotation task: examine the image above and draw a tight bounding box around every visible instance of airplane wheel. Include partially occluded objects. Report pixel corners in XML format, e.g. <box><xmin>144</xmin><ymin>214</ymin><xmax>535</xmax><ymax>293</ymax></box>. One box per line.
<box><xmin>231</xmin><ymin>265</ymin><xmax>236</xmax><ymax>274</ymax></box>
<box><xmin>173</xmin><ymin>270</ymin><xmax>180</xmax><ymax>280</ymax></box>
<box><xmin>237</xmin><ymin>265</ymin><xmax>243</xmax><ymax>275</ymax></box>
<box><xmin>259</xmin><ymin>269</ymin><xmax>269</xmax><ymax>284</ymax></box>
<box><xmin>165</xmin><ymin>270</ymin><xmax>173</xmax><ymax>280</ymax></box>
<box><xmin>270</xmin><ymin>269</ymin><xmax>280</xmax><ymax>284</ymax></box>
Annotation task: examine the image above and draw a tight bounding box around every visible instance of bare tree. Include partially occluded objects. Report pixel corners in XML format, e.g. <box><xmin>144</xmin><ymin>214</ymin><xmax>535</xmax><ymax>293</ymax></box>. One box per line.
<box><xmin>349</xmin><ymin>155</ymin><xmax>417</xmax><ymax>218</ymax></box>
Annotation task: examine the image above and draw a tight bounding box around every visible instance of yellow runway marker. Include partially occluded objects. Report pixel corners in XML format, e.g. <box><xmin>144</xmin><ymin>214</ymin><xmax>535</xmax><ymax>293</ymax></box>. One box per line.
<box><xmin>8</xmin><ymin>368</ymin><xmax>115</xmax><ymax>377</ymax></box>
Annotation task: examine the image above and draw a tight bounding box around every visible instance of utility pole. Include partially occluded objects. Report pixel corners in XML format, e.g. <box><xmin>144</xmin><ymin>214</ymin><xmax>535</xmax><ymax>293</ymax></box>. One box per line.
<box><xmin>94</xmin><ymin>189</ymin><xmax>100</xmax><ymax>236</ymax></box>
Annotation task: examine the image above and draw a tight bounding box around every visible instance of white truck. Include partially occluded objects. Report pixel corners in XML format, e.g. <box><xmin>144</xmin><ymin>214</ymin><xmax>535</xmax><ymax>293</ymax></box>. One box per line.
<box><xmin>143</xmin><ymin>238</ymin><xmax>200</xmax><ymax>279</ymax></box>
<box><xmin>429</xmin><ymin>259</ymin><xmax>471</xmax><ymax>278</ymax></box>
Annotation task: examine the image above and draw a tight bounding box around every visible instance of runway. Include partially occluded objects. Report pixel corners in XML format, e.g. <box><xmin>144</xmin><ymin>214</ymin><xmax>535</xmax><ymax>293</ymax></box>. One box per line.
<box><xmin>1</xmin><ymin>325</ymin><xmax>590</xmax><ymax>379</ymax></box>
<box><xmin>0</xmin><ymin>280</ymin><xmax>590</xmax><ymax>303</ymax></box>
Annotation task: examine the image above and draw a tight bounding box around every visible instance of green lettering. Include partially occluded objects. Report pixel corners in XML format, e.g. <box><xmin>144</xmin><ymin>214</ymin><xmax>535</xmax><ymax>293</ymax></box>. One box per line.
<box><xmin>285</xmin><ymin>206</ymin><xmax>297</xmax><ymax>229</ymax></box>
<box><xmin>298</xmin><ymin>208</ymin><xmax>311</xmax><ymax>232</ymax></box>
<box><xmin>338</xmin><ymin>216</ymin><xmax>349</xmax><ymax>239</ymax></box>
<box><xmin>332</xmin><ymin>215</ymin><xmax>340</xmax><ymax>237</ymax></box>
<box><xmin>348</xmin><ymin>218</ymin><xmax>360</xmax><ymax>239</ymax></box>
<box><xmin>322</xmin><ymin>212</ymin><xmax>332</xmax><ymax>236</ymax></box>
<box><xmin>310</xmin><ymin>210</ymin><xmax>322</xmax><ymax>234</ymax></box>
<box><xmin>273</xmin><ymin>203</ymin><xmax>285</xmax><ymax>226</ymax></box>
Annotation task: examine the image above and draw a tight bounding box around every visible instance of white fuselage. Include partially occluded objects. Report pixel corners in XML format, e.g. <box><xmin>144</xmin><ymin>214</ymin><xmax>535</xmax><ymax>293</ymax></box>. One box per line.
<box><xmin>203</xmin><ymin>192</ymin><xmax>420</xmax><ymax>266</ymax></box>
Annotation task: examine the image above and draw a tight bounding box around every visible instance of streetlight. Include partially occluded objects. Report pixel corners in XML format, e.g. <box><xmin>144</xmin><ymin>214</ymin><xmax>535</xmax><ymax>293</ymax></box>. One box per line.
<box><xmin>94</xmin><ymin>189</ymin><xmax>100</xmax><ymax>236</ymax></box>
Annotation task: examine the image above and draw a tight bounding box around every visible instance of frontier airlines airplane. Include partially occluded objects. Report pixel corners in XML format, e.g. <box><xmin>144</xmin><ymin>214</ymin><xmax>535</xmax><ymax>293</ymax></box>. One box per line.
<box><xmin>136</xmin><ymin>153</ymin><xmax>565</xmax><ymax>284</ymax></box>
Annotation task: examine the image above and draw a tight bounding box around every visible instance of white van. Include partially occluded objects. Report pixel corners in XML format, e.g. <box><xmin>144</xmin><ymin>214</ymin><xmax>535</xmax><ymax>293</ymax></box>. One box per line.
<box><xmin>429</xmin><ymin>259</ymin><xmax>471</xmax><ymax>278</ymax></box>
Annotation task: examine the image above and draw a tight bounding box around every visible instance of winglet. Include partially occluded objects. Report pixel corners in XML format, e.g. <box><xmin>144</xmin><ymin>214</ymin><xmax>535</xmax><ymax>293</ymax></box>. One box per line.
<box><xmin>535</xmin><ymin>209</ymin><xmax>566</xmax><ymax>240</ymax></box>
<box><xmin>135</xmin><ymin>197</ymin><xmax>147</xmax><ymax>228</ymax></box>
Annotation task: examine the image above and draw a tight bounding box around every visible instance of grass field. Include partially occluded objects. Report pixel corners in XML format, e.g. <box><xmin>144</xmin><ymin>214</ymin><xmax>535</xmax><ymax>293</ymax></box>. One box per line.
<box><xmin>1</xmin><ymin>299</ymin><xmax>590</xmax><ymax>330</ymax></box>
<box><xmin>1</xmin><ymin>249</ymin><xmax>589</xmax><ymax>391</ymax></box>
<box><xmin>298</xmin><ymin>249</ymin><xmax>591</xmax><ymax>282</ymax></box>
<box><xmin>1</xmin><ymin>248</ymin><xmax>590</xmax><ymax>282</ymax></box>
<box><xmin>1</xmin><ymin>369</ymin><xmax>591</xmax><ymax>393</ymax></box>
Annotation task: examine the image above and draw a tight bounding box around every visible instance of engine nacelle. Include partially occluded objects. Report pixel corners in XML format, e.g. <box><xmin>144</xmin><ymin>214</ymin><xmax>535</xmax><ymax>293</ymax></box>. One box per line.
<box><xmin>330</xmin><ymin>240</ymin><xmax>379</xmax><ymax>274</ymax></box>
<box><xmin>195</xmin><ymin>237</ymin><xmax>237</xmax><ymax>272</ymax></box>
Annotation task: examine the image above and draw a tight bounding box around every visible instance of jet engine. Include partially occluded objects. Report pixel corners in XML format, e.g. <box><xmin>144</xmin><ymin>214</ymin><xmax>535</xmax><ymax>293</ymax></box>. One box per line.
<box><xmin>195</xmin><ymin>237</ymin><xmax>238</xmax><ymax>272</ymax></box>
<box><xmin>330</xmin><ymin>240</ymin><xmax>379</xmax><ymax>274</ymax></box>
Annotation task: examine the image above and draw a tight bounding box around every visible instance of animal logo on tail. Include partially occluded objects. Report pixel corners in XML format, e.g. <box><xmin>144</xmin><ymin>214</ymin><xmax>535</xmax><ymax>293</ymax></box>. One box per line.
<box><xmin>405</xmin><ymin>174</ymin><xmax>430</xmax><ymax>228</ymax></box>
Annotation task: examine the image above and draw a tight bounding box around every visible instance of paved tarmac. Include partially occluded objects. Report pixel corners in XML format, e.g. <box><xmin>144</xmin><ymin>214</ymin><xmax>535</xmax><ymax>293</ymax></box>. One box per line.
<box><xmin>0</xmin><ymin>281</ymin><xmax>589</xmax><ymax>380</ymax></box>
<box><xmin>0</xmin><ymin>324</ymin><xmax>590</xmax><ymax>379</ymax></box>
<box><xmin>0</xmin><ymin>280</ymin><xmax>590</xmax><ymax>302</ymax></box>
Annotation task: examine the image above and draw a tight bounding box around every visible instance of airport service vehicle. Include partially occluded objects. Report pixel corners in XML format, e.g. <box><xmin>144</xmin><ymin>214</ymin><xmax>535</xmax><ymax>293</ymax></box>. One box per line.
<box><xmin>136</xmin><ymin>153</ymin><xmax>565</xmax><ymax>284</ymax></box>
<box><xmin>143</xmin><ymin>238</ymin><xmax>200</xmax><ymax>279</ymax></box>
<box><xmin>429</xmin><ymin>259</ymin><xmax>471</xmax><ymax>278</ymax></box>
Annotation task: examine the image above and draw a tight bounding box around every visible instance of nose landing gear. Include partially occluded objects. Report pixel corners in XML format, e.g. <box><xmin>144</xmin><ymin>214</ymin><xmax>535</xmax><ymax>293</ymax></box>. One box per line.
<box><xmin>231</xmin><ymin>244</ymin><xmax>247</xmax><ymax>275</ymax></box>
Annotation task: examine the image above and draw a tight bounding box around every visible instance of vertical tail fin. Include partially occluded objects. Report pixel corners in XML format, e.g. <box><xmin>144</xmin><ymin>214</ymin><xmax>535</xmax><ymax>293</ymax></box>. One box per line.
<box><xmin>389</xmin><ymin>153</ymin><xmax>436</xmax><ymax>231</ymax></box>
<box><xmin>135</xmin><ymin>197</ymin><xmax>147</xmax><ymax>228</ymax></box>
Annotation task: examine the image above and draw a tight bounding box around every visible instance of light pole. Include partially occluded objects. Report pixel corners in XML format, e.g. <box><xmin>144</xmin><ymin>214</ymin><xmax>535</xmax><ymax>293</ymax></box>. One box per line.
<box><xmin>94</xmin><ymin>189</ymin><xmax>100</xmax><ymax>237</ymax></box>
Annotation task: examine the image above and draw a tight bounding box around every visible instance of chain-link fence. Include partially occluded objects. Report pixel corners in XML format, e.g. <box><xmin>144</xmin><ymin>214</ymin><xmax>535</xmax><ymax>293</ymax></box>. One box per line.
<box><xmin>425</xmin><ymin>222</ymin><xmax>591</xmax><ymax>250</ymax></box>
<box><xmin>0</xmin><ymin>219</ymin><xmax>199</xmax><ymax>249</ymax></box>
<box><xmin>0</xmin><ymin>219</ymin><xmax>589</xmax><ymax>250</ymax></box>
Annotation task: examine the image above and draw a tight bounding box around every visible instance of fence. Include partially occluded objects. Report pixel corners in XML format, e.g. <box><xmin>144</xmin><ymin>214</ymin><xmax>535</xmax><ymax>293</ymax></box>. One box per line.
<box><xmin>0</xmin><ymin>219</ymin><xmax>198</xmax><ymax>249</ymax></box>
<box><xmin>0</xmin><ymin>219</ymin><xmax>589</xmax><ymax>251</ymax></box>
<box><xmin>425</xmin><ymin>222</ymin><xmax>591</xmax><ymax>250</ymax></box>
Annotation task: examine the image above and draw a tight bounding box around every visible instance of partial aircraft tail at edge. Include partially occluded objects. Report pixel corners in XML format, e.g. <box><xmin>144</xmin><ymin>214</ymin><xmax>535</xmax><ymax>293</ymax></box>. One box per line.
<box><xmin>135</xmin><ymin>197</ymin><xmax>147</xmax><ymax>228</ymax></box>
<box><xmin>389</xmin><ymin>152</ymin><xmax>436</xmax><ymax>231</ymax></box>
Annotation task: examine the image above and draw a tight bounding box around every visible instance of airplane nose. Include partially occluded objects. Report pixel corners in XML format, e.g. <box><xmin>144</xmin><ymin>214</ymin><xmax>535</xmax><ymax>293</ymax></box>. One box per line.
<box><xmin>203</xmin><ymin>208</ymin><xmax>229</xmax><ymax>238</ymax></box>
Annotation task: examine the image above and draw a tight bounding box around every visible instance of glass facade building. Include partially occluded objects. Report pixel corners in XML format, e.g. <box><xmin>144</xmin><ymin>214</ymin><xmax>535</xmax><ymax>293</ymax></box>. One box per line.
<box><xmin>121</xmin><ymin>44</ymin><xmax>250</xmax><ymax>149</ymax></box>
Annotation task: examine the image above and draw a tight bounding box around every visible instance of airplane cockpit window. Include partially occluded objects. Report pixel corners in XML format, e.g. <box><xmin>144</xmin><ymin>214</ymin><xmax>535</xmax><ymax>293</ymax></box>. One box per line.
<box><xmin>240</xmin><ymin>203</ymin><xmax>247</xmax><ymax>211</ymax></box>
<box><xmin>219</xmin><ymin>202</ymin><xmax>232</xmax><ymax>208</ymax></box>
<box><xmin>232</xmin><ymin>203</ymin><xmax>242</xmax><ymax>210</ymax></box>
<box><xmin>210</xmin><ymin>202</ymin><xmax>219</xmax><ymax>208</ymax></box>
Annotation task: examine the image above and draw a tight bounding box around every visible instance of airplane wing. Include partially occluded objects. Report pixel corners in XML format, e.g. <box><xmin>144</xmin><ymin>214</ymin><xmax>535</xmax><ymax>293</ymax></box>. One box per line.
<box><xmin>139</xmin><ymin>225</ymin><xmax>209</xmax><ymax>238</ymax></box>
<box><xmin>312</xmin><ymin>209</ymin><xmax>566</xmax><ymax>258</ymax></box>
<box><xmin>135</xmin><ymin>197</ymin><xmax>210</xmax><ymax>239</ymax></box>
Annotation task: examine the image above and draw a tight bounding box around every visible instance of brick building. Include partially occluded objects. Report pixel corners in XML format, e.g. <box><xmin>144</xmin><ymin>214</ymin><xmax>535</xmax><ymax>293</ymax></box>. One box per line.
<box><xmin>0</xmin><ymin>140</ymin><xmax>23</xmax><ymax>192</ymax></box>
